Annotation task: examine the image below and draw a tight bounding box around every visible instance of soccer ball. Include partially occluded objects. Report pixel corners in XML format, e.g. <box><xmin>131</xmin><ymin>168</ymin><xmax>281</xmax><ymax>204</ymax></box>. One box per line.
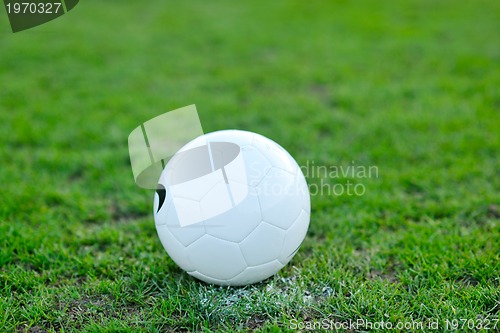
<box><xmin>154</xmin><ymin>130</ymin><xmax>310</xmax><ymax>286</ymax></box>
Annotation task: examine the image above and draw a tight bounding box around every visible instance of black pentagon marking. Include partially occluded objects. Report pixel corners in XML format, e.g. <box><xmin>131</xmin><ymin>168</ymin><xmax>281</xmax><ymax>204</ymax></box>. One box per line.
<box><xmin>156</xmin><ymin>184</ymin><xmax>167</xmax><ymax>213</ymax></box>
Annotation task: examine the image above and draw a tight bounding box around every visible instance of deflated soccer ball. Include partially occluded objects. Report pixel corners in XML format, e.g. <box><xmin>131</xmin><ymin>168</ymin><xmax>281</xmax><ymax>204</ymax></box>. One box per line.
<box><xmin>154</xmin><ymin>130</ymin><xmax>310</xmax><ymax>286</ymax></box>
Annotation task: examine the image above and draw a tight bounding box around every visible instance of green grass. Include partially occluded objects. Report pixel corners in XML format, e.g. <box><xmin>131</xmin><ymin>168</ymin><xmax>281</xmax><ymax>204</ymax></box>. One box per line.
<box><xmin>1</xmin><ymin>0</ymin><xmax>499</xmax><ymax>332</ymax></box>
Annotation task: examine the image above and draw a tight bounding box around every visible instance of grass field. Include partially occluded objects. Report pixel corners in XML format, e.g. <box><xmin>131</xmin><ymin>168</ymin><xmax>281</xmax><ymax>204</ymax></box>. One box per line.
<box><xmin>1</xmin><ymin>0</ymin><xmax>499</xmax><ymax>332</ymax></box>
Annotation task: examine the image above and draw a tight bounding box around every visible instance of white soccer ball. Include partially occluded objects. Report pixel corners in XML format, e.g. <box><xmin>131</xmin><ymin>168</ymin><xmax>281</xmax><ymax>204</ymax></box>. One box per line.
<box><xmin>154</xmin><ymin>130</ymin><xmax>310</xmax><ymax>286</ymax></box>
